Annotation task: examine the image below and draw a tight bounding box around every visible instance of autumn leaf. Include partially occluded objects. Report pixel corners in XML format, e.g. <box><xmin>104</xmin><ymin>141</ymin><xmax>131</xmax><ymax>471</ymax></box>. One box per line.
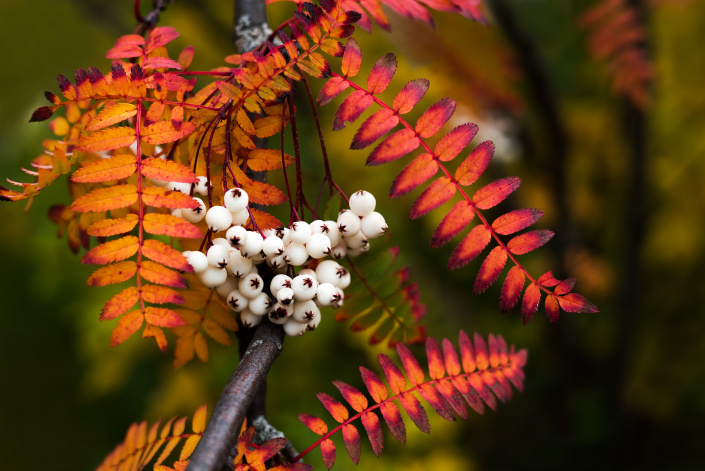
<box><xmin>70</xmin><ymin>185</ymin><xmax>138</xmax><ymax>212</ymax></box>
<box><xmin>71</xmin><ymin>155</ymin><xmax>137</xmax><ymax>183</ymax></box>
<box><xmin>86</xmin><ymin>103</ymin><xmax>138</xmax><ymax>131</ymax></box>
<box><xmin>76</xmin><ymin>126</ymin><xmax>136</xmax><ymax>153</ymax></box>
<box><xmin>141</xmin><ymin>121</ymin><xmax>196</xmax><ymax>145</ymax></box>
<box><xmin>141</xmin><ymin>158</ymin><xmax>198</xmax><ymax>183</ymax></box>
<box><xmin>246</xmin><ymin>149</ymin><xmax>294</xmax><ymax>172</ymax></box>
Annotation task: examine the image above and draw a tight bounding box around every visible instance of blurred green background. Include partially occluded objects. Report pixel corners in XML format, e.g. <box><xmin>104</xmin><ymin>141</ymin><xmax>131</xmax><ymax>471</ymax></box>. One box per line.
<box><xmin>1</xmin><ymin>0</ymin><xmax>704</xmax><ymax>469</ymax></box>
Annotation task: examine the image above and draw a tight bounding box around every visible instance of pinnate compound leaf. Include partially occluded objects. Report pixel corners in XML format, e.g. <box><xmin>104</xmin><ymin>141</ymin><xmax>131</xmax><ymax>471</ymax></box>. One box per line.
<box><xmin>448</xmin><ymin>225</ymin><xmax>491</xmax><ymax>270</ymax></box>
<box><xmin>492</xmin><ymin>208</ymin><xmax>544</xmax><ymax>235</ymax></box>
<box><xmin>507</xmin><ymin>229</ymin><xmax>554</xmax><ymax>255</ymax></box>
<box><xmin>71</xmin><ymin>154</ymin><xmax>137</xmax><ymax>183</ymax></box>
<box><xmin>455</xmin><ymin>140</ymin><xmax>495</xmax><ymax>186</ymax></box>
<box><xmin>474</xmin><ymin>246</ymin><xmax>508</xmax><ymax>294</ymax></box>
<box><xmin>389</xmin><ymin>153</ymin><xmax>438</xmax><ymax>198</ymax></box>
<box><xmin>82</xmin><ymin>236</ymin><xmax>139</xmax><ymax>265</ymax></box>
<box><xmin>393</xmin><ymin>79</ymin><xmax>430</xmax><ymax>114</ymax></box>
<box><xmin>472</xmin><ymin>176</ymin><xmax>521</xmax><ymax>210</ymax></box>
<box><xmin>86</xmin><ymin>103</ymin><xmax>137</xmax><ymax>131</ymax></box>
<box><xmin>88</xmin><ymin>261</ymin><xmax>137</xmax><ymax>287</ymax></box>
<box><xmin>435</xmin><ymin>123</ymin><xmax>479</xmax><ymax>162</ymax></box>
<box><xmin>366</xmin><ymin>128</ymin><xmax>420</xmax><ymax>165</ymax></box>
<box><xmin>76</xmin><ymin>126</ymin><xmax>136</xmax><ymax>153</ymax></box>
<box><xmin>430</xmin><ymin>200</ymin><xmax>474</xmax><ymax>248</ymax></box>
<box><xmin>415</xmin><ymin>98</ymin><xmax>455</xmax><ymax>138</ymax></box>
<box><xmin>70</xmin><ymin>185</ymin><xmax>138</xmax><ymax>212</ymax></box>
<box><xmin>87</xmin><ymin>214</ymin><xmax>139</xmax><ymax>237</ymax></box>
<box><xmin>351</xmin><ymin>108</ymin><xmax>399</xmax><ymax>150</ymax></box>
<box><xmin>367</xmin><ymin>53</ymin><xmax>397</xmax><ymax>94</ymax></box>
<box><xmin>143</xmin><ymin>213</ymin><xmax>202</xmax><ymax>238</ymax></box>
<box><xmin>141</xmin><ymin>158</ymin><xmax>198</xmax><ymax>183</ymax></box>
<box><xmin>110</xmin><ymin>311</ymin><xmax>143</xmax><ymax>347</ymax></box>
<box><xmin>145</xmin><ymin>307</ymin><xmax>186</xmax><ymax>328</ymax></box>
<box><xmin>500</xmin><ymin>266</ymin><xmax>525</xmax><ymax>312</ymax></box>
<box><xmin>141</xmin><ymin>121</ymin><xmax>196</xmax><ymax>145</ymax></box>
<box><xmin>100</xmin><ymin>287</ymin><xmax>139</xmax><ymax>321</ymax></box>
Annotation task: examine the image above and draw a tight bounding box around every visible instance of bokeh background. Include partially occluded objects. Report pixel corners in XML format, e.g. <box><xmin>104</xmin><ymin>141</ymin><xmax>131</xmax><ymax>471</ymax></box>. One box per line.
<box><xmin>1</xmin><ymin>0</ymin><xmax>703</xmax><ymax>469</ymax></box>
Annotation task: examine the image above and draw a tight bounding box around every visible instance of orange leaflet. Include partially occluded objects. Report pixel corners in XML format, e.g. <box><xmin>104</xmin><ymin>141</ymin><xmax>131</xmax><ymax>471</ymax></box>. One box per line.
<box><xmin>455</xmin><ymin>140</ymin><xmax>495</xmax><ymax>187</ymax></box>
<box><xmin>425</xmin><ymin>337</ymin><xmax>446</xmax><ymax>380</ymax></box>
<box><xmin>415</xmin><ymin>98</ymin><xmax>456</xmax><ymax>139</ymax></box>
<box><xmin>70</xmin><ymin>184</ymin><xmax>138</xmax><ymax>213</ymax></box>
<box><xmin>417</xmin><ymin>383</ymin><xmax>454</xmax><ymax>421</ymax></box>
<box><xmin>554</xmin><ymin>278</ymin><xmax>576</xmax><ymax>295</ymax></box>
<box><xmin>545</xmin><ymin>294</ymin><xmax>560</xmax><ymax>323</ymax></box>
<box><xmin>434</xmin><ymin>123</ymin><xmax>479</xmax><ymax>162</ymax></box>
<box><xmin>378</xmin><ymin>354</ymin><xmax>407</xmax><ymax>394</ymax></box>
<box><xmin>241</xmin><ymin>179</ymin><xmax>287</xmax><ymax>206</ymax></box>
<box><xmin>71</xmin><ymin>154</ymin><xmax>137</xmax><ymax>183</ymax></box>
<box><xmin>141</xmin><ymin>157</ymin><xmax>198</xmax><ymax>183</ymax></box>
<box><xmin>380</xmin><ymin>401</ymin><xmax>406</xmax><ymax>443</ymax></box>
<box><xmin>75</xmin><ymin>126</ymin><xmax>136</xmax><ymax>153</ymax></box>
<box><xmin>85</xmin><ymin>103</ymin><xmax>138</xmax><ymax>131</ymax></box>
<box><xmin>390</xmin><ymin>153</ymin><xmax>438</xmax><ymax>198</ymax></box>
<box><xmin>142</xmin><ymin>239</ymin><xmax>192</xmax><ymax>272</ymax></box>
<box><xmin>141</xmin><ymin>186</ymin><xmax>200</xmax><ymax>209</ymax></box>
<box><xmin>100</xmin><ymin>286</ymin><xmax>139</xmax><ymax>321</ymax></box>
<box><xmin>500</xmin><ymin>266</ymin><xmax>525</xmax><ymax>313</ymax></box>
<box><xmin>360</xmin><ymin>411</ymin><xmax>383</xmax><ymax>456</ymax></box>
<box><xmin>143</xmin><ymin>324</ymin><xmax>168</xmax><ymax>352</ymax></box>
<box><xmin>145</xmin><ymin>307</ymin><xmax>186</xmax><ymax>328</ymax></box>
<box><xmin>87</xmin><ymin>261</ymin><xmax>137</xmax><ymax>287</ymax></box>
<box><xmin>360</xmin><ymin>367</ymin><xmax>388</xmax><ymax>403</ymax></box>
<box><xmin>556</xmin><ymin>293</ymin><xmax>598</xmax><ymax>313</ymax></box>
<box><xmin>409</xmin><ymin>177</ymin><xmax>456</xmax><ymax>220</ymax></box>
<box><xmin>520</xmin><ymin>283</ymin><xmax>541</xmax><ymax>324</ymax></box>
<box><xmin>474</xmin><ymin>333</ymin><xmax>490</xmax><ymax>370</ymax></box>
<box><xmin>141</xmin><ymin>284</ymin><xmax>184</xmax><ymax>305</ymax></box>
<box><xmin>367</xmin><ymin>53</ymin><xmax>397</xmax><ymax>94</ymax></box>
<box><xmin>202</xmin><ymin>318</ymin><xmax>232</xmax><ymax>345</ymax></box>
<box><xmin>145</xmin><ymin>26</ymin><xmax>180</xmax><ymax>54</ymax></box>
<box><xmin>299</xmin><ymin>414</ymin><xmax>328</xmax><ymax>435</ymax></box>
<box><xmin>317</xmin><ymin>393</ymin><xmax>349</xmax><ymax>423</ymax></box>
<box><xmin>474</xmin><ymin>246</ymin><xmax>508</xmax><ymax>294</ymax></box>
<box><xmin>507</xmin><ymin>229</ymin><xmax>554</xmax><ymax>255</ymax></box>
<box><xmin>253</xmin><ymin>116</ymin><xmax>283</xmax><ymax>138</ymax></box>
<box><xmin>245</xmin><ymin>149</ymin><xmax>294</xmax><ymax>172</ymax></box>
<box><xmin>333</xmin><ymin>89</ymin><xmax>373</xmax><ymax>130</ymax></box>
<box><xmin>81</xmin><ymin>235</ymin><xmax>139</xmax><ymax>265</ymax></box>
<box><xmin>143</xmin><ymin>57</ymin><xmax>182</xmax><ymax>71</ymax></box>
<box><xmin>396</xmin><ymin>344</ymin><xmax>425</xmax><ymax>385</ymax></box>
<box><xmin>491</xmin><ymin>208</ymin><xmax>544</xmax><ymax>235</ymax></box>
<box><xmin>342</xmin><ymin>424</ymin><xmax>361</xmax><ymax>464</ymax></box>
<box><xmin>341</xmin><ymin>37</ymin><xmax>362</xmax><ymax>77</ymax></box>
<box><xmin>139</xmin><ymin>260</ymin><xmax>188</xmax><ymax>288</ymax></box>
<box><xmin>110</xmin><ymin>310</ymin><xmax>144</xmax><ymax>347</ymax></box>
<box><xmin>248</xmin><ymin>208</ymin><xmax>282</xmax><ymax>230</ymax></box>
<box><xmin>351</xmin><ymin>108</ymin><xmax>399</xmax><ymax>150</ymax></box>
<box><xmin>472</xmin><ymin>176</ymin><xmax>521</xmax><ymax>210</ymax></box>
<box><xmin>333</xmin><ymin>380</ymin><xmax>369</xmax><ymax>413</ymax></box>
<box><xmin>400</xmin><ymin>391</ymin><xmax>430</xmax><ymax>432</ymax></box>
<box><xmin>442</xmin><ymin>338</ymin><xmax>462</xmax><ymax>376</ymax></box>
<box><xmin>317</xmin><ymin>76</ymin><xmax>350</xmax><ymax>106</ymax></box>
<box><xmin>87</xmin><ymin>214</ymin><xmax>139</xmax><ymax>237</ymax></box>
<box><xmin>141</xmin><ymin>120</ymin><xmax>196</xmax><ymax>145</ymax></box>
<box><xmin>393</xmin><ymin>78</ymin><xmax>430</xmax><ymax>114</ymax></box>
<box><xmin>448</xmin><ymin>224</ymin><xmax>491</xmax><ymax>270</ymax></box>
<box><xmin>430</xmin><ymin>200</ymin><xmax>475</xmax><ymax>248</ymax></box>
<box><xmin>143</xmin><ymin>213</ymin><xmax>202</xmax><ymax>238</ymax></box>
<box><xmin>367</xmin><ymin>129</ymin><xmax>419</xmax><ymax>166</ymax></box>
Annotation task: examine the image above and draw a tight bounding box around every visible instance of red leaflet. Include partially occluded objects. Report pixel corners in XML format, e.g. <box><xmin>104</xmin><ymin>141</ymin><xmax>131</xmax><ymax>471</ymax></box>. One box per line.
<box><xmin>409</xmin><ymin>177</ymin><xmax>456</xmax><ymax>219</ymax></box>
<box><xmin>317</xmin><ymin>76</ymin><xmax>350</xmax><ymax>106</ymax></box>
<box><xmin>399</xmin><ymin>392</ymin><xmax>430</xmax><ymax>433</ymax></box>
<box><xmin>554</xmin><ymin>278</ymin><xmax>576</xmax><ymax>295</ymax></box>
<box><xmin>458</xmin><ymin>330</ymin><xmax>476</xmax><ymax>373</ymax></box>
<box><xmin>317</xmin><ymin>393</ymin><xmax>349</xmax><ymax>423</ymax></box>
<box><xmin>437</xmin><ymin>378</ymin><xmax>467</xmax><ymax>418</ymax></box>
<box><xmin>143</xmin><ymin>57</ymin><xmax>182</xmax><ymax>70</ymax></box>
<box><xmin>448</xmin><ymin>225</ymin><xmax>491</xmax><ymax>270</ymax></box>
<box><xmin>389</xmin><ymin>153</ymin><xmax>438</xmax><ymax>198</ymax></box>
<box><xmin>87</xmin><ymin>261</ymin><xmax>137</xmax><ymax>287</ymax></box>
<box><xmin>341</xmin><ymin>37</ymin><xmax>362</xmax><ymax>77</ymax></box>
<box><xmin>378</xmin><ymin>354</ymin><xmax>407</xmax><ymax>394</ymax></box>
<box><xmin>366</xmin><ymin>53</ymin><xmax>397</xmax><ymax>94</ymax></box>
<box><xmin>380</xmin><ymin>401</ymin><xmax>406</xmax><ymax>443</ymax></box>
<box><xmin>141</xmin><ymin>158</ymin><xmax>198</xmax><ymax>183</ymax></box>
<box><xmin>415</xmin><ymin>98</ymin><xmax>456</xmax><ymax>138</ymax></box>
<box><xmin>500</xmin><ymin>266</ymin><xmax>525</xmax><ymax>312</ymax></box>
<box><xmin>142</xmin><ymin>239</ymin><xmax>192</xmax><ymax>271</ymax></box>
<box><xmin>474</xmin><ymin>333</ymin><xmax>489</xmax><ymax>370</ymax></box>
<box><xmin>141</xmin><ymin>284</ymin><xmax>184</xmax><ymax>305</ymax></box>
<box><xmin>392</xmin><ymin>78</ymin><xmax>430</xmax><ymax>114</ymax></box>
<box><xmin>320</xmin><ymin>438</ymin><xmax>336</xmax><ymax>470</ymax></box>
<box><xmin>442</xmin><ymin>338</ymin><xmax>461</xmax><ymax>376</ymax></box>
<box><xmin>468</xmin><ymin>374</ymin><xmax>497</xmax><ymax>410</ymax></box>
<box><xmin>360</xmin><ymin>411</ymin><xmax>384</xmax><ymax>456</ymax></box>
<box><xmin>71</xmin><ymin>155</ymin><xmax>137</xmax><ymax>183</ymax></box>
<box><xmin>425</xmin><ymin>337</ymin><xmax>446</xmax><ymax>380</ymax></box>
<box><xmin>100</xmin><ymin>287</ymin><xmax>139</xmax><ymax>321</ymax></box>
<box><xmin>430</xmin><ymin>201</ymin><xmax>474</xmax><ymax>248</ymax></box>
<box><xmin>418</xmin><ymin>384</ymin><xmax>455</xmax><ymax>421</ymax></box>
<box><xmin>434</xmin><ymin>123</ymin><xmax>479</xmax><ymax>162</ymax></box>
<box><xmin>474</xmin><ymin>246</ymin><xmax>508</xmax><ymax>294</ymax></box>
<box><xmin>71</xmin><ymin>185</ymin><xmax>138</xmax><ymax>213</ymax></box>
<box><xmin>139</xmin><ymin>260</ymin><xmax>188</xmax><ymax>288</ymax></box>
<box><xmin>395</xmin><ymin>344</ymin><xmax>425</xmax><ymax>385</ymax></box>
<box><xmin>145</xmin><ymin>307</ymin><xmax>187</xmax><ymax>328</ymax></box>
<box><xmin>299</xmin><ymin>413</ymin><xmax>328</xmax><ymax>435</ymax></box>
<box><xmin>545</xmin><ymin>294</ymin><xmax>560</xmax><ymax>323</ymax></box>
<box><xmin>143</xmin><ymin>213</ymin><xmax>202</xmax><ymax>238</ymax></box>
<box><xmin>472</xmin><ymin>176</ymin><xmax>521</xmax><ymax>210</ymax></box>
<box><xmin>141</xmin><ymin>187</ymin><xmax>200</xmax><ymax>209</ymax></box>
<box><xmin>342</xmin><ymin>424</ymin><xmax>361</xmax><ymax>464</ymax></box>
<box><xmin>538</xmin><ymin>270</ymin><xmax>561</xmax><ymax>287</ymax></box>
<box><xmin>333</xmin><ymin>380</ymin><xmax>369</xmax><ymax>412</ymax></box>
<box><xmin>556</xmin><ymin>293</ymin><xmax>599</xmax><ymax>313</ymax></box>
<box><xmin>360</xmin><ymin>367</ymin><xmax>388</xmax><ymax>403</ymax></box>
<box><xmin>81</xmin><ymin>236</ymin><xmax>139</xmax><ymax>265</ymax></box>
<box><xmin>492</xmin><ymin>208</ymin><xmax>544</xmax><ymax>235</ymax></box>
<box><xmin>87</xmin><ymin>215</ymin><xmax>139</xmax><ymax>237</ymax></box>
<box><xmin>351</xmin><ymin>108</ymin><xmax>399</xmax><ymax>149</ymax></box>
<box><xmin>145</xmin><ymin>26</ymin><xmax>180</xmax><ymax>54</ymax></box>
<box><xmin>332</xmin><ymin>89</ymin><xmax>373</xmax><ymax>130</ymax></box>
<box><xmin>366</xmin><ymin>129</ymin><xmax>419</xmax><ymax>165</ymax></box>
<box><xmin>520</xmin><ymin>283</ymin><xmax>541</xmax><ymax>324</ymax></box>
<box><xmin>110</xmin><ymin>311</ymin><xmax>143</xmax><ymax>347</ymax></box>
<box><xmin>455</xmin><ymin>140</ymin><xmax>495</xmax><ymax>186</ymax></box>
<box><xmin>507</xmin><ymin>229</ymin><xmax>554</xmax><ymax>255</ymax></box>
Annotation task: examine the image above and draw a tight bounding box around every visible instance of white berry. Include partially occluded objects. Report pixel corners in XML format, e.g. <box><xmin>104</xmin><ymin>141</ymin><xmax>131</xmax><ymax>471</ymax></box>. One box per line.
<box><xmin>337</xmin><ymin>209</ymin><xmax>361</xmax><ymax>236</ymax></box>
<box><xmin>227</xmin><ymin>249</ymin><xmax>253</xmax><ymax>278</ymax></box>
<box><xmin>248</xmin><ymin>292</ymin><xmax>273</xmax><ymax>316</ymax></box>
<box><xmin>181</xmin><ymin>197</ymin><xmax>206</xmax><ymax>223</ymax></box>
<box><xmin>239</xmin><ymin>272</ymin><xmax>264</xmax><ymax>298</ymax></box>
<box><xmin>290</xmin><ymin>221</ymin><xmax>312</xmax><ymax>244</ymax></box>
<box><xmin>315</xmin><ymin>282</ymin><xmax>339</xmax><ymax>306</ymax></box>
<box><xmin>266</xmin><ymin>254</ymin><xmax>286</xmax><ymax>270</ymax></box>
<box><xmin>194</xmin><ymin>176</ymin><xmax>210</xmax><ymax>196</ymax></box>
<box><xmin>361</xmin><ymin>211</ymin><xmax>387</xmax><ymax>239</ymax></box>
<box><xmin>306</xmin><ymin>233</ymin><xmax>332</xmax><ymax>259</ymax></box>
<box><xmin>206</xmin><ymin>205</ymin><xmax>232</xmax><ymax>232</ymax></box>
<box><xmin>207</xmin><ymin>244</ymin><xmax>230</xmax><ymax>268</ymax></box>
<box><xmin>240</xmin><ymin>231</ymin><xmax>264</xmax><ymax>258</ymax></box>
<box><xmin>349</xmin><ymin>190</ymin><xmax>376</xmax><ymax>217</ymax></box>
<box><xmin>292</xmin><ymin>299</ymin><xmax>320</xmax><ymax>323</ymax></box>
<box><xmin>223</xmin><ymin>188</ymin><xmax>249</xmax><ymax>212</ymax></box>
<box><xmin>307</xmin><ymin>309</ymin><xmax>322</xmax><ymax>330</ymax></box>
<box><xmin>231</xmin><ymin>208</ymin><xmax>250</xmax><ymax>226</ymax></box>
<box><xmin>276</xmin><ymin>287</ymin><xmax>295</xmax><ymax>305</ymax></box>
<box><xmin>199</xmin><ymin>266</ymin><xmax>228</xmax><ymax>288</ymax></box>
<box><xmin>240</xmin><ymin>309</ymin><xmax>262</xmax><ymax>328</ymax></box>
<box><xmin>262</xmin><ymin>236</ymin><xmax>285</xmax><ymax>257</ymax></box>
<box><xmin>333</xmin><ymin>287</ymin><xmax>345</xmax><ymax>308</ymax></box>
<box><xmin>171</xmin><ymin>208</ymin><xmax>183</xmax><ymax>218</ymax></box>
<box><xmin>270</xmin><ymin>274</ymin><xmax>292</xmax><ymax>296</ymax></box>
<box><xmin>344</xmin><ymin>231</ymin><xmax>369</xmax><ymax>250</ymax></box>
<box><xmin>316</xmin><ymin>260</ymin><xmax>343</xmax><ymax>287</ymax></box>
<box><xmin>226</xmin><ymin>289</ymin><xmax>249</xmax><ymax>312</ymax></box>
<box><xmin>298</xmin><ymin>268</ymin><xmax>317</xmax><ymax>280</ymax></box>
<box><xmin>283</xmin><ymin>318</ymin><xmax>308</xmax><ymax>336</ymax></box>
<box><xmin>330</xmin><ymin>241</ymin><xmax>347</xmax><ymax>260</ymax></box>
<box><xmin>268</xmin><ymin>302</ymin><xmax>293</xmax><ymax>324</ymax></box>
<box><xmin>226</xmin><ymin>225</ymin><xmax>248</xmax><ymax>247</ymax></box>
<box><xmin>284</xmin><ymin>242</ymin><xmax>308</xmax><ymax>266</ymax></box>
<box><xmin>168</xmin><ymin>181</ymin><xmax>192</xmax><ymax>194</ymax></box>
<box><xmin>211</xmin><ymin>237</ymin><xmax>231</xmax><ymax>249</ymax></box>
<box><xmin>185</xmin><ymin>251</ymin><xmax>209</xmax><ymax>273</ymax></box>
<box><xmin>216</xmin><ymin>276</ymin><xmax>239</xmax><ymax>298</ymax></box>
<box><xmin>323</xmin><ymin>220</ymin><xmax>342</xmax><ymax>246</ymax></box>
<box><xmin>291</xmin><ymin>275</ymin><xmax>318</xmax><ymax>301</ymax></box>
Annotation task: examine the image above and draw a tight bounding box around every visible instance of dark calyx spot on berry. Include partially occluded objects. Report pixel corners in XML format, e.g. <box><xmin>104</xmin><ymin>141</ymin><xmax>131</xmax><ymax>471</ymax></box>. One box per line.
<box><xmin>304</xmin><ymin>311</ymin><xmax>314</xmax><ymax>321</ymax></box>
<box><xmin>229</xmin><ymin>298</ymin><xmax>239</xmax><ymax>309</ymax></box>
<box><xmin>233</xmin><ymin>188</ymin><xmax>242</xmax><ymax>197</ymax></box>
<box><xmin>324</xmin><ymin>248</ymin><xmax>332</xmax><ymax>255</ymax></box>
<box><xmin>275</xmin><ymin>226</ymin><xmax>286</xmax><ymax>238</ymax></box>
<box><xmin>230</xmin><ymin>236</ymin><xmax>241</xmax><ymax>245</ymax></box>
<box><xmin>250</xmin><ymin>278</ymin><xmax>261</xmax><ymax>289</ymax></box>
<box><xmin>281</xmin><ymin>298</ymin><xmax>292</xmax><ymax>305</ymax></box>
<box><xmin>303</xmin><ymin>277</ymin><xmax>314</xmax><ymax>288</ymax></box>
<box><xmin>283</xmin><ymin>280</ymin><xmax>292</xmax><ymax>288</ymax></box>
<box><xmin>271</xmin><ymin>307</ymin><xmax>288</xmax><ymax>319</ymax></box>
<box><xmin>270</xmin><ymin>260</ymin><xmax>281</xmax><ymax>269</ymax></box>
<box><xmin>336</xmin><ymin>267</ymin><xmax>348</xmax><ymax>278</ymax></box>
<box><xmin>338</xmin><ymin>224</ymin><xmax>346</xmax><ymax>232</ymax></box>
<box><xmin>194</xmin><ymin>206</ymin><xmax>203</xmax><ymax>214</ymax></box>
<box><xmin>332</xmin><ymin>292</ymin><xmax>342</xmax><ymax>303</ymax></box>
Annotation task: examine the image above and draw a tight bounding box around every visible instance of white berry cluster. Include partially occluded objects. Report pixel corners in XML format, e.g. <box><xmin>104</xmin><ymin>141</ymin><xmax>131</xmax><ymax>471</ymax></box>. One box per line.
<box><xmin>180</xmin><ymin>188</ymin><xmax>387</xmax><ymax>337</ymax></box>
